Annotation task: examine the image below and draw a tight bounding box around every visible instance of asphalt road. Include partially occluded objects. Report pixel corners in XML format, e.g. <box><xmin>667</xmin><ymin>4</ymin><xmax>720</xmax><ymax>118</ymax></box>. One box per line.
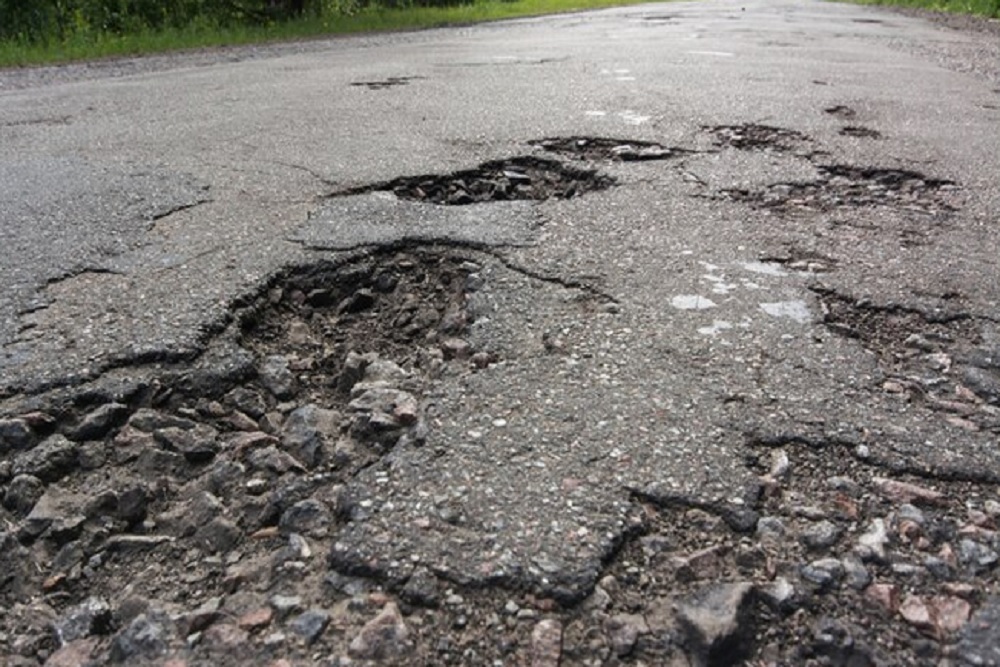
<box><xmin>2</xmin><ymin>0</ymin><xmax>1000</xmax><ymax>662</ymax></box>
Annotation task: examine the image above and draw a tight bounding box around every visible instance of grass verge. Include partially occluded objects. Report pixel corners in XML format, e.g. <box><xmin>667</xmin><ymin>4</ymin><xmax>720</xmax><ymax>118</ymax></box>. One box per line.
<box><xmin>835</xmin><ymin>0</ymin><xmax>999</xmax><ymax>19</ymax></box>
<box><xmin>0</xmin><ymin>0</ymin><xmax>652</xmax><ymax>69</ymax></box>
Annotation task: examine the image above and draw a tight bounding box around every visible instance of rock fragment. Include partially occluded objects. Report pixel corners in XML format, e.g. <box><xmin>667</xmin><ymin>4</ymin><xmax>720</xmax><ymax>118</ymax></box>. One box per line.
<box><xmin>677</xmin><ymin>582</ymin><xmax>755</xmax><ymax>665</ymax></box>
<box><xmin>530</xmin><ymin>618</ymin><xmax>563</xmax><ymax>667</ymax></box>
<box><xmin>348</xmin><ymin>602</ymin><xmax>411</xmax><ymax>660</ymax></box>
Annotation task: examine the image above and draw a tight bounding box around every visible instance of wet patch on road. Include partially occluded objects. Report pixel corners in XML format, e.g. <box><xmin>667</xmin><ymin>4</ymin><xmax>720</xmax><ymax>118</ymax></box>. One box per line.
<box><xmin>705</xmin><ymin>123</ymin><xmax>810</xmax><ymax>153</ymax></box>
<box><xmin>528</xmin><ymin>136</ymin><xmax>691</xmax><ymax>162</ymax></box>
<box><xmin>721</xmin><ymin>164</ymin><xmax>960</xmax><ymax>214</ymax></box>
<box><xmin>336</xmin><ymin>156</ymin><xmax>614</xmax><ymax>205</ymax></box>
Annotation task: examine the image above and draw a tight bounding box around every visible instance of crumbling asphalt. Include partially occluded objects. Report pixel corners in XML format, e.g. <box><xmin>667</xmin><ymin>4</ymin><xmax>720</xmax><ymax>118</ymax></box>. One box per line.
<box><xmin>1</xmin><ymin>0</ymin><xmax>1000</xmax><ymax>665</ymax></box>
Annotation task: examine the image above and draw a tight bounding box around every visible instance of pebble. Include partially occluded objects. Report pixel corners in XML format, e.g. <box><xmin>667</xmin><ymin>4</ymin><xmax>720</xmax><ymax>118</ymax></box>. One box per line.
<box><xmin>841</xmin><ymin>555</ymin><xmax>871</xmax><ymax>590</ymax></box>
<box><xmin>800</xmin><ymin>520</ymin><xmax>842</xmax><ymax>550</ymax></box>
<box><xmin>873</xmin><ymin>477</ymin><xmax>944</xmax><ymax>506</ymax></box>
<box><xmin>108</xmin><ymin>612</ymin><xmax>174</xmax><ymax>663</ymax></box>
<box><xmin>530</xmin><ymin>619</ymin><xmax>562</xmax><ymax>667</ymax></box>
<box><xmin>269</xmin><ymin>595</ymin><xmax>304</xmax><ymax>620</ymax></box>
<box><xmin>348</xmin><ymin>602</ymin><xmax>411</xmax><ymax>660</ymax></box>
<box><xmin>13</xmin><ymin>435</ymin><xmax>79</xmax><ymax>483</ymax></box>
<box><xmin>68</xmin><ymin>403</ymin><xmax>129</xmax><ymax>441</ymax></box>
<box><xmin>677</xmin><ymin>582</ymin><xmax>755</xmax><ymax>663</ymax></box>
<box><xmin>259</xmin><ymin>355</ymin><xmax>298</xmax><ymax>400</ymax></box>
<box><xmin>52</xmin><ymin>597</ymin><xmax>111</xmax><ymax>646</ymax></box>
<box><xmin>957</xmin><ymin>538</ymin><xmax>999</xmax><ymax>573</ymax></box>
<box><xmin>0</xmin><ymin>418</ymin><xmax>35</xmax><ymax>452</ymax></box>
<box><xmin>800</xmin><ymin>559</ymin><xmax>843</xmax><ymax>589</ymax></box>
<box><xmin>288</xmin><ymin>609</ymin><xmax>330</xmax><ymax>645</ymax></box>
<box><xmin>855</xmin><ymin>518</ymin><xmax>889</xmax><ymax>563</ymax></box>
<box><xmin>865</xmin><ymin>583</ymin><xmax>900</xmax><ymax>613</ymax></box>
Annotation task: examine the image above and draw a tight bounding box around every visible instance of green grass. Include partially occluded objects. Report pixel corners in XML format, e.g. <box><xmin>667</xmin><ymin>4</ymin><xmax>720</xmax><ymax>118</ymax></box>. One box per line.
<box><xmin>0</xmin><ymin>0</ymin><xmax>652</xmax><ymax>68</ymax></box>
<box><xmin>836</xmin><ymin>0</ymin><xmax>999</xmax><ymax>18</ymax></box>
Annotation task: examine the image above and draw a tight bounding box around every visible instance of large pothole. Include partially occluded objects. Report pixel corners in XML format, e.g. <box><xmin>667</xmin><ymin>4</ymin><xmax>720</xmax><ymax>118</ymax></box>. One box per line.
<box><xmin>338</xmin><ymin>156</ymin><xmax>614</xmax><ymax>205</ymax></box>
<box><xmin>706</xmin><ymin>123</ymin><xmax>810</xmax><ymax>153</ymax></box>
<box><xmin>528</xmin><ymin>136</ymin><xmax>691</xmax><ymax>162</ymax></box>
<box><xmin>722</xmin><ymin>164</ymin><xmax>960</xmax><ymax>214</ymax></box>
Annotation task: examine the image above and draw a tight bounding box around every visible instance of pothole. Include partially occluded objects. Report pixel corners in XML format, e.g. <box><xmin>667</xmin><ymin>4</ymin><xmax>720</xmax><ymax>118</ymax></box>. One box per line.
<box><xmin>349</xmin><ymin>76</ymin><xmax>421</xmax><ymax>90</ymax></box>
<box><xmin>706</xmin><ymin>123</ymin><xmax>810</xmax><ymax>152</ymax></box>
<box><xmin>840</xmin><ymin>126</ymin><xmax>882</xmax><ymax>139</ymax></box>
<box><xmin>814</xmin><ymin>287</ymin><xmax>1000</xmax><ymax>431</ymax></box>
<box><xmin>337</xmin><ymin>156</ymin><xmax>614</xmax><ymax>205</ymax></box>
<box><xmin>721</xmin><ymin>164</ymin><xmax>960</xmax><ymax>214</ymax></box>
<box><xmin>825</xmin><ymin>105</ymin><xmax>857</xmax><ymax>120</ymax></box>
<box><xmin>759</xmin><ymin>247</ymin><xmax>838</xmax><ymax>273</ymax></box>
<box><xmin>528</xmin><ymin>136</ymin><xmax>692</xmax><ymax>162</ymax></box>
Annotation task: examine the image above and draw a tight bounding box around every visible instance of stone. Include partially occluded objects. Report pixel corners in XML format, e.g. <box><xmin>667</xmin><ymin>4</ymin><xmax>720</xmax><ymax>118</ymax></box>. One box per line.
<box><xmin>855</xmin><ymin>519</ymin><xmax>889</xmax><ymax>563</ymax></box>
<box><xmin>259</xmin><ymin>355</ymin><xmax>298</xmax><ymax>400</ymax></box>
<box><xmin>677</xmin><ymin>582</ymin><xmax>755</xmax><ymax>665</ymax></box>
<box><xmin>440</xmin><ymin>338</ymin><xmax>472</xmax><ymax>360</ymax></box>
<box><xmin>865</xmin><ymin>583</ymin><xmax>899</xmax><ymax>613</ymax></box>
<box><xmin>0</xmin><ymin>418</ymin><xmax>35</xmax><ymax>452</ymax></box>
<box><xmin>827</xmin><ymin>476</ymin><xmax>861</xmax><ymax>497</ymax></box>
<box><xmin>0</xmin><ymin>531</ymin><xmax>31</xmax><ymax>598</ymax></box>
<box><xmin>348</xmin><ymin>602</ymin><xmax>411</xmax><ymax>660</ymax></box>
<box><xmin>201</xmin><ymin>623</ymin><xmax>248</xmax><ymax>649</ymax></box>
<box><xmin>68</xmin><ymin>403</ymin><xmax>129</xmax><ymax>441</ymax></box>
<box><xmin>957</xmin><ymin>538</ymin><xmax>999</xmax><ymax>573</ymax></box>
<box><xmin>52</xmin><ymin>597</ymin><xmax>112</xmax><ymax>646</ymax></box>
<box><xmin>237</xmin><ymin>608</ymin><xmax>273</xmax><ymax>632</ymax></box>
<box><xmin>116</xmin><ymin>485</ymin><xmax>149</xmax><ymax>525</ymax></box>
<box><xmin>127</xmin><ymin>409</ymin><xmax>197</xmax><ymax>433</ymax></box>
<box><xmin>109</xmin><ymin>612</ymin><xmax>174</xmax><ymax>663</ymax></box>
<box><xmin>280</xmin><ymin>405</ymin><xmax>340</xmax><ymax>469</ymax></box>
<box><xmin>931</xmin><ymin>595</ymin><xmax>971</xmax><ymax>640</ymax></box>
<box><xmin>269</xmin><ymin>595</ymin><xmax>304</xmax><ymax>620</ymax></box>
<box><xmin>153</xmin><ymin>423</ymin><xmax>220</xmax><ymax>463</ymax></box>
<box><xmin>957</xmin><ymin>595</ymin><xmax>1000</xmax><ymax>666</ymax></box>
<box><xmin>288</xmin><ymin>609</ymin><xmax>330</xmax><ymax>645</ymax></box>
<box><xmin>168</xmin><ymin>603</ymin><xmax>215</xmax><ymax>641</ymax></box>
<box><xmin>605</xmin><ymin>614</ymin><xmax>647</xmax><ymax>657</ymax></box>
<box><xmin>223</xmin><ymin>387</ymin><xmax>267</xmax><ymax>420</ymax></box>
<box><xmin>872</xmin><ymin>477</ymin><xmax>945</xmax><ymax>506</ymax></box>
<box><xmin>899</xmin><ymin>595</ymin><xmax>932</xmax><ymax>634</ymax></box>
<box><xmin>672</xmin><ymin>544</ymin><xmax>728</xmax><ymax>582</ymax></box>
<box><xmin>530</xmin><ymin>619</ymin><xmax>562</xmax><ymax>667</ymax></box>
<box><xmin>800</xmin><ymin>558</ymin><xmax>844</xmax><ymax>589</ymax></box>
<box><xmin>756</xmin><ymin>516</ymin><xmax>786</xmax><ymax>544</ymax></box>
<box><xmin>20</xmin><ymin>488</ymin><xmax>85</xmax><ymax>543</ymax></box>
<box><xmin>757</xmin><ymin>578</ymin><xmax>796</xmax><ymax>613</ymax></box>
<box><xmin>841</xmin><ymin>555</ymin><xmax>871</xmax><ymax>590</ymax></box>
<box><xmin>13</xmin><ymin>435</ymin><xmax>79</xmax><ymax>483</ymax></box>
<box><xmin>279</xmin><ymin>499</ymin><xmax>332</xmax><ymax>538</ymax></box>
<box><xmin>800</xmin><ymin>520</ymin><xmax>842</xmax><ymax>550</ymax></box>
<box><xmin>44</xmin><ymin>638</ymin><xmax>99</xmax><ymax>667</ymax></box>
<box><xmin>3</xmin><ymin>474</ymin><xmax>45</xmax><ymax>516</ymax></box>
<box><xmin>401</xmin><ymin>567</ymin><xmax>440</xmax><ymax>607</ymax></box>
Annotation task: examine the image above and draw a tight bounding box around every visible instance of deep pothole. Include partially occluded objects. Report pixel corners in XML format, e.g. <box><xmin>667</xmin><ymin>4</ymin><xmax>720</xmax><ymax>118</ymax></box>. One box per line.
<box><xmin>337</xmin><ymin>156</ymin><xmax>614</xmax><ymax>205</ymax></box>
<box><xmin>528</xmin><ymin>136</ymin><xmax>691</xmax><ymax>162</ymax></box>
<box><xmin>706</xmin><ymin>123</ymin><xmax>810</xmax><ymax>152</ymax></box>
<box><xmin>722</xmin><ymin>164</ymin><xmax>960</xmax><ymax>214</ymax></box>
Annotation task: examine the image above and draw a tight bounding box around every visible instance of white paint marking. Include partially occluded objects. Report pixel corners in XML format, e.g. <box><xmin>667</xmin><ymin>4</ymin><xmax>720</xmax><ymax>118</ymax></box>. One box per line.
<box><xmin>698</xmin><ymin>320</ymin><xmax>733</xmax><ymax>336</ymax></box>
<box><xmin>759</xmin><ymin>300</ymin><xmax>812</xmax><ymax>323</ymax></box>
<box><xmin>741</xmin><ymin>261</ymin><xmax>788</xmax><ymax>277</ymax></box>
<box><xmin>671</xmin><ymin>295</ymin><xmax>717</xmax><ymax>310</ymax></box>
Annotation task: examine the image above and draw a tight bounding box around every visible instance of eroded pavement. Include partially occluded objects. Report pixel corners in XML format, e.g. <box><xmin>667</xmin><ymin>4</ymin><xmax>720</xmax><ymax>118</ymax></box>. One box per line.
<box><xmin>2</xmin><ymin>0</ymin><xmax>1000</xmax><ymax>665</ymax></box>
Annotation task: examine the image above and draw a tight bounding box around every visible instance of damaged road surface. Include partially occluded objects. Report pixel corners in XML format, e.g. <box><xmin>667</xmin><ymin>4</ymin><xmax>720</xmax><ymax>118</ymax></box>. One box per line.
<box><xmin>2</xmin><ymin>0</ymin><xmax>1000</xmax><ymax>665</ymax></box>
